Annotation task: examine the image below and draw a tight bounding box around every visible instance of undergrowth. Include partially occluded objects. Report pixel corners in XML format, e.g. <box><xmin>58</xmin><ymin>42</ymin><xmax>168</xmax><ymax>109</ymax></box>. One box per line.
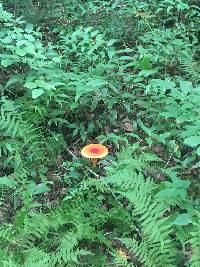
<box><xmin>0</xmin><ymin>1</ymin><xmax>200</xmax><ymax>266</ymax></box>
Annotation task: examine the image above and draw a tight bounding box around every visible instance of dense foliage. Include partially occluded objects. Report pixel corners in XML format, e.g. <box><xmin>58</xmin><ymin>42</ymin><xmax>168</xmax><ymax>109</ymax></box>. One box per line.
<box><xmin>0</xmin><ymin>0</ymin><xmax>200</xmax><ymax>266</ymax></box>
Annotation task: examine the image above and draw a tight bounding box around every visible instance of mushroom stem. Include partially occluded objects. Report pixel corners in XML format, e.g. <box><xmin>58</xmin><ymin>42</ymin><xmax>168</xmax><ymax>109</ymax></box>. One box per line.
<box><xmin>91</xmin><ymin>158</ymin><xmax>98</xmax><ymax>167</ymax></box>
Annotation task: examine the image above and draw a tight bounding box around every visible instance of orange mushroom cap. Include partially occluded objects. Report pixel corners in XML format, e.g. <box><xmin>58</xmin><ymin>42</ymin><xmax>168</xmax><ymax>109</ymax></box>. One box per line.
<box><xmin>81</xmin><ymin>144</ymin><xmax>108</xmax><ymax>159</ymax></box>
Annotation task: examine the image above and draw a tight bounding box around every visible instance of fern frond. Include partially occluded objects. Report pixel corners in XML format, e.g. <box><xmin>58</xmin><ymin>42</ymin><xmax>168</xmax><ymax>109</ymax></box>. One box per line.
<box><xmin>105</xmin><ymin>149</ymin><xmax>177</xmax><ymax>266</ymax></box>
<box><xmin>180</xmin><ymin>57</ymin><xmax>200</xmax><ymax>81</ymax></box>
<box><xmin>0</xmin><ymin>223</ymin><xmax>13</xmax><ymax>242</ymax></box>
<box><xmin>188</xmin><ymin>213</ymin><xmax>200</xmax><ymax>267</ymax></box>
<box><xmin>24</xmin><ymin>247</ymin><xmax>51</xmax><ymax>267</ymax></box>
<box><xmin>0</xmin><ymin>97</ymin><xmax>46</xmax><ymax>167</ymax></box>
<box><xmin>121</xmin><ymin>237</ymin><xmax>175</xmax><ymax>267</ymax></box>
<box><xmin>52</xmin><ymin>232</ymin><xmax>88</xmax><ymax>265</ymax></box>
<box><xmin>0</xmin><ymin>176</ymin><xmax>17</xmax><ymax>188</ymax></box>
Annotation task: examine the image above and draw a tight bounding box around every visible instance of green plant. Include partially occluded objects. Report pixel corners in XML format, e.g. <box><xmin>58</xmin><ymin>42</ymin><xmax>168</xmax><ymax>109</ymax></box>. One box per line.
<box><xmin>0</xmin><ymin>1</ymin><xmax>200</xmax><ymax>266</ymax></box>
<box><xmin>0</xmin><ymin>145</ymin><xmax>198</xmax><ymax>266</ymax></box>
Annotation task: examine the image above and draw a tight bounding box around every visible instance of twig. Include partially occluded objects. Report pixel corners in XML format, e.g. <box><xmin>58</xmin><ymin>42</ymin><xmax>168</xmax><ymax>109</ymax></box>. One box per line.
<box><xmin>68</xmin><ymin>138</ymin><xmax>81</xmax><ymax>148</ymax></box>
<box><xmin>156</xmin><ymin>152</ymin><xmax>174</xmax><ymax>180</ymax></box>
<box><xmin>67</xmin><ymin>148</ymin><xmax>78</xmax><ymax>160</ymax></box>
<box><xmin>67</xmin><ymin>148</ymin><xmax>123</xmax><ymax>208</ymax></box>
<box><xmin>164</xmin><ymin>152</ymin><xmax>174</xmax><ymax>168</ymax></box>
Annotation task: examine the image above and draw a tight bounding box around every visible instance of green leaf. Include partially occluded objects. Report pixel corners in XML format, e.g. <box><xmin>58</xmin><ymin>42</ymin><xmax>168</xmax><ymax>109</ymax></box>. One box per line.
<box><xmin>63</xmin><ymin>195</ymin><xmax>73</xmax><ymax>201</ymax></box>
<box><xmin>107</xmin><ymin>39</ymin><xmax>117</xmax><ymax>46</ymax></box>
<box><xmin>108</xmin><ymin>48</ymin><xmax>116</xmax><ymax>59</ymax></box>
<box><xmin>37</xmin><ymin>80</ymin><xmax>55</xmax><ymax>90</ymax></box>
<box><xmin>1</xmin><ymin>58</ymin><xmax>16</xmax><ymax>67</ymax></box>
<box><xmin>25</xmin><ymin>23</ymin><xmax>33</xmax><ymax>33</ymax></box>
<box><xmin>25</xmin><ymin>43</ymin><xmax>36</xmax><ymax>55</ymax></box>
<box><xmin>24</xmin><ymin>34</ymin><xmax>35</xmax><ymax>42</ymax></box>
<box><xmin>173</xmin><ymin>213</ymin><xmax>192</xmax><ymax>226</ymax></box>
<box><xmin>1</xmin><ymin>36</ymin><xmax>12</xmax><ymax>43</ymax></box>
<box><xmin>80</xmin><ymin>123</ymin><xmax>86</xmax><ymax>142</ymax></box>
<box><xmin>52</xmin><ymin>57</ymin><xmax>62</xmax><ymax>63</ymax></box>
<box><xmin>0</xmin><ymin>176</ymin><xmax>17</xmax><ymax>188</ymax></box>
<box><xmin>196</xmin><ymin>146</ymin><xmax>200</xmax><ymax>156</ymax></box>
<box><xmin>156</xmin><ymin>188</ymin><xmax>177</xmax><ymax>198</ymax></box>
<box><xmin>14</xmin><ymin>155</ymin><xmax>21</xmax><ymax>170</ymax></box>
<box><xmin>119</xmin><ymin>56</ymin><xmax>133</xmax><ymax>61</ymax></box>
<box><xmin>32</xmin><ymin>89</ymin><xmax>44</xmax><ymax>99</ymax></box>
<box><xmin>5</xmin><ymin>143</ymin><xmax>13</xmax><ymax>153</ymax></box>
<box><xmin>171</xmin><ymin>176</ymin><xmax>191</xmax><ymax>189</ymax></box>
<box><xmin>75</xmin><ymin>86</ymin><xmax>85</xmax><ymax>102</ymax></box>
<box><xmin>24</xmin><ymin>81</ymin><xmax>37</xmax><ymax>89</ymax></box>
<box><xmin>184</xmin><ymin>136</ymin><xmax>200</xmax><ymax>147</ymax></box>
<box><xmin>180</xmin><ymin>80</ymin><xmax>193</xmax><ymax>95</ymax></box>
<box><xmin>27</xmin><ymin>182</ymin><xmax>50</xmax><ymax>195</ymax></box>
<box><xmin>15</xmin><ymin>48</ymin><xmax>27</xmax><ymax>56</ymax></box>
<box><xmin>139</xmin><ymin>56</ymin><xmax>151</xmax><ymax>70</ymax></box>
<box><xmin>86</xmin><ymin>79</ymin><xmax>107</xmax><ymax>88</ymax></box>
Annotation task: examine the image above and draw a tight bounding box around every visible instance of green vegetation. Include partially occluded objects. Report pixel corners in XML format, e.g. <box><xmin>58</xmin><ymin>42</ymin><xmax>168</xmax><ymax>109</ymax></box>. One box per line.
<box><xmin>0</xmin><ymin>0</ymin><xmax>200</xmax><ymax>266</ymax></box>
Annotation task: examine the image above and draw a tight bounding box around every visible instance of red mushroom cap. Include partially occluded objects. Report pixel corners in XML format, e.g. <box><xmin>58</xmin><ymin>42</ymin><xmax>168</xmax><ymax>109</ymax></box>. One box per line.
<box><xmin>81</xmin><ymin>144</ymin><xmax>108</xmax><ymax>159</ymax></box>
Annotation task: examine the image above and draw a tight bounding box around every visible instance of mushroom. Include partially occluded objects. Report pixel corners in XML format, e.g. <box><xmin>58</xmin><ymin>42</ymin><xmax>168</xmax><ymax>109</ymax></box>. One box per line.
<box><xmin>81</xmin><ymin>144</ymin><xmax>108</xmax><ymax>166</ymax></box>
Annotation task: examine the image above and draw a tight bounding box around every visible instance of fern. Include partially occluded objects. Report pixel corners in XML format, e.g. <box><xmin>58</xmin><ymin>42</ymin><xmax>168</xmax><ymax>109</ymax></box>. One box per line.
<box><xmin>188</xmin><ymin>213</ymin><xmax>200</xmax><ymax>267</ymax></box>
<box><xmin>0</xmin><ymin>174</ymin><xmax>19</xmax><ymax>225</ymax></box>
<box><xmin>0</xmin><ymin>196</ymin><xmax>113</xmax><ymax>266</ymax></box>
<box><xmin>111</xmin><ymin>250</ymin><xmax>134</xmax><ymax>267</ymax></box>
<box><xmin>0</xmin><ymin>176</ymin><xmax>17</xmax><ymax>188</ymax></box>
<box><xmin>24</xmin><ymin>248</ymin><xmax>51</xmax><ymax>267</ymax></box>
<box><xmin>121</xmin><ymin>237</ymin><xmax>175</xmax><ymax>267</ymax></box>
<box><xmin>0</xmin><ymin>97</ymin><xmax>51</xmax><ymax>170</ymax></box>
<box><xmin>105</xmin><ymin>148</ymin><xmax>177</xmax><ymax>266</ymax></box>
<box><xmin>180</xmin><ymin>57</ymin><xmax>200</xmax><ymax>81</ymax></box>
<box><xmin>0</xmin><ymin>145</ymin><xmax>198</xmax><ymax>266</ymax></box>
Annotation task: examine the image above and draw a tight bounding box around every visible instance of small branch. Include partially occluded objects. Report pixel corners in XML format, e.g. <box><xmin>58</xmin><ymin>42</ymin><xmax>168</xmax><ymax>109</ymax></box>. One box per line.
<box><xmin>67</xmin><ymin>148</ymin><xmax>79</xmax><ymax>160</ymax></box>
<box><xmin>67</xmin><ymin>149</ymin><xmax>123</xmax><ymax>208</ymax></box>
<box><xmin>156</xmin><ymin>152</ymin><xmax>174</xmax><ymax>180</ymax></box>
